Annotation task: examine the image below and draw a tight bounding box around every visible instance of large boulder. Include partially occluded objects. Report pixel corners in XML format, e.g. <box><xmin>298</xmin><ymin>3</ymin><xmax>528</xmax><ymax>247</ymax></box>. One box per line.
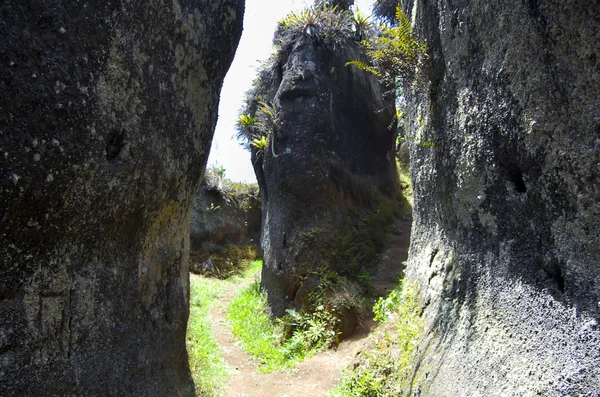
<box><xmin>402</xmin><ymin>0</ymin><xmax>600</xmax><ymax>394</ymax></box>
<box><xmin>245</xmin><ymin>8</ymin><xmax>399</xmax><ymax>317</ymax></box>
<box><xmin>0</xmin><ymin>1</ymin><xmax>243</xmax><ymax>395</ymax></box>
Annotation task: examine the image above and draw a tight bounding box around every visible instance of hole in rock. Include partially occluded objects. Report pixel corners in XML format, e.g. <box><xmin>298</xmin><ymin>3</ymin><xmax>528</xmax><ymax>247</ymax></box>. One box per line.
<box><xmin>546</xmin><ymin>260</ymin><xmax>566</xmax><ymax>294</ymax></box>
<box><xmin>508</xmin><ymin>167</ymin><xmax>527</xmax><ymax>193</ymax></box>
<box><xmin>105</xmin><ymin>129</ymin><xmax>126</xmax><ymax>160</ymax></box>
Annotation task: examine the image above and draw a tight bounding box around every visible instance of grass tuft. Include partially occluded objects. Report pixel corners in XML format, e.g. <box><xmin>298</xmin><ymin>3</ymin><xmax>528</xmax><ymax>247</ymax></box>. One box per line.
<box><xmin>329</xmin><ymin>281</ymin><xmax>424</xmax><ymax>396</ymax></box>
<box><xmin>186</xmin><ymin>277</ymin><xmax>230</xmax><ymax>397</ymax></box>
<box><xmin>226</xmin><ymin>279</ymin><xmax>296</xmax><ymax>372</ymax></box>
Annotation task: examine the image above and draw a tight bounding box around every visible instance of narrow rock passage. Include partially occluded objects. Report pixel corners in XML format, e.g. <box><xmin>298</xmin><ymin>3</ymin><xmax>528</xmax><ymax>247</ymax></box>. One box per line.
<box><xmin>210</xmin><ymin>278</ymin><xmax>367</xmax><ymax>397</ymax></box>
<box><xmin>203</xmin><ymin>214</ymin><xmax>412</xmax><ymax>396</ymax></box>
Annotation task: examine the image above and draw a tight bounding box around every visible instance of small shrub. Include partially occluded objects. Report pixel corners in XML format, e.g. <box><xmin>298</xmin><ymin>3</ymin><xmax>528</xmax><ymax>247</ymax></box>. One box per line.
<box><xmin>347</xmin><ymin>3</ymin><xmax>428</xmax><ymax>85</ymax></box>
<box><xmin>329</xmin><ymin>281</ymin><xmax>424</xmax><ymax>396</ymax></box>
<box><xmin>279</xmin><ymin>305</ymin><xmax>340</xmax><ymax>356</ymax></box>
<box><xmin>373</xmin><ymin>289</ymin><xmax>401</xmax><ymax>322</ymax></box>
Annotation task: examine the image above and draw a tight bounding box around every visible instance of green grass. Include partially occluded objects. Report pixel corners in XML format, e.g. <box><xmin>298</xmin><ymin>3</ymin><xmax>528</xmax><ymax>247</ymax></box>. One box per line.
<box><xmin>186</xmin><ymin>276</ymin><xmax>229</xmax><ymax>397</ymax></box>
<box><xmin>226</xmin><ymin>260</ymin><xmax>330</xmax><ymax>372</ymax></box>
<box><xmin>186</xmin><ymin>259</ymin><xmax>264</xmax><ymax>395</ymax></box>
<box><xmin>329</xmin><ymin>281</ymin><xmax>424</xmax><ymax>396</ymax></box>
<box><xmin>227</xmin><ymin>280</ymin><xmax>293</xmax><ymax>372</ymax></box>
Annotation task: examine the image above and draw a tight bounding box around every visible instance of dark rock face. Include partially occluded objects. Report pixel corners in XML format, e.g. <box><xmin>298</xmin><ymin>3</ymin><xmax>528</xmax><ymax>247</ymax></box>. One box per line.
<box><xmin>189</xmin><ymin>178</ymin><xmax>261</xmax><ymax>276</ymax></box>
<box><xmin>0</xmin><ymin>1</ymin><xmax>243</xmax><ymax>395</ymax></box>
<box><xmin>253</xmin><ymin>33</ymin><xmax>398</xmax><ymax>317</ymax></box>
<box><xmin>404</xmin><ymin>0</ymin><xmax>600</xmax><ymax>395</ymax></box>
<box><xmin>190</xmin><ymin>179</ymin><xmax>261</xmax><ymax>252</ymax></box>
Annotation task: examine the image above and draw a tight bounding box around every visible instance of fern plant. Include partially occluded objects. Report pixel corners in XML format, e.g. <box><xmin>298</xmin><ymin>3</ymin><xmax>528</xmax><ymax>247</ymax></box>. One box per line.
<box><xmin>347</xmin><ymin>3</ymin><xmax>427</xmax><ymax>85</ymax></box>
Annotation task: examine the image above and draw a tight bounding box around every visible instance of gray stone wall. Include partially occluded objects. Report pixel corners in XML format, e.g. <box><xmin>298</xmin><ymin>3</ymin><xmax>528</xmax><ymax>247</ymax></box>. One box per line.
<box><xmin>404</xmin><ymin>0</ymin><xmax>599</xmax><ymax>395</ymax></box>
<box><xmin>0</xmin><ymin>1</ymin><xmax>243</xmax><ymax>394</ymax></box>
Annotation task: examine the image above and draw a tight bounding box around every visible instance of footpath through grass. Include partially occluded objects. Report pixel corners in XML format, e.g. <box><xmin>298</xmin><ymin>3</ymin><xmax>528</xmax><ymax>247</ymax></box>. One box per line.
<box><xmin>186</xmin><ymin>275</ymin><xmax>229</xmax><ymax>397</ymax></box>
<box><xmin>226</xmin><ymin>279</ymin><xmax>293</xmax><ymax>372</ymax></box>
<box><xmin>186</xmin><ymin>259</ymin><xmax>266</xmax><ymax>395</ymax></box>
<box><xmin>187</xmin><ymin>258</ymin><xmax>360</xmax><ymax>394</ymax></box>
<box><xmin>226</xmin><ymin>263</ymin><xmax>338</xmax><ymax>372</ymax></box>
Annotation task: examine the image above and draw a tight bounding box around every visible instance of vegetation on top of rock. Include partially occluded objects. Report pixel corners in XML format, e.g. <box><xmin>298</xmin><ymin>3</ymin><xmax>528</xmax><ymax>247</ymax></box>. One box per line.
<box><xmin>347</xmin><ymin>3</ymin><xmax>428</xmax><ymax>86</ymax></box>
<box><xmin>236</xmin><ymin>3</ymin><xmax>364</xmax><ymax>148</ymax></box>
<box><xmin>203</xmin><ymin>166</ymin><xmax>260</xmax><ymax>211</ymax></box>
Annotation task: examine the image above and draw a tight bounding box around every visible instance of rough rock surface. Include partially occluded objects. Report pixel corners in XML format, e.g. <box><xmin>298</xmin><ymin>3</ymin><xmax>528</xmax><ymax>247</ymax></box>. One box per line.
<box><xmin>252</xmin><ymin>30</ymin><xmax>398</xmax><ymax>317</ymax></box>
<box><xmin>0</xmin><ymin>1</ymin><xmax>243</xmax><ymax>395</ymax></box>
<box><xmin>190</xmin><ymin>179</ymin><xmax>261</xmax><ymax>252</ymax></box>
<box><xmin>403</xmin><ymin>0</ymin><xmax>600</xmax><ymax>395</ymax></box>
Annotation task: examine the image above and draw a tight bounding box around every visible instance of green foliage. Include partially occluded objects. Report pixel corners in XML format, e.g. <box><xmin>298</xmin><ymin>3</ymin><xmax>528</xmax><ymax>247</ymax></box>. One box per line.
<box><xmin>329</xmin><ymin>282</ymin><xmax>424</xmax><ymax>396</ymax></box>
<box><xmin>257</xmin><ymin>101</ymin><xmax>277</xmax><ymax>132</ymax></box>
<box><xmin>186</xmin><ymin>277</ymin><xmax>230</xmax><ymax>396</ymax></box>
<box><xmin>276</xmin><ymin>5</ymin><xmax>354</xmax><ymax>46</ymax></box>
<box><xmin>345</xmin><ymin>60</ymin><xmax>383</xmax><ymax>78</ymax></box>
<box><xmin>373</xmin><ymin>288</ymin><xmax>401</xmax><ymax>322</ymax></box>
<box><xmin>348</xmin><ymin>3</ymin><xmax>427</xmax><ymax>85</ymax></box>
<box><xmin>238</xmin><ymin>113</ymin><xmax>259</xmax><ymax>128</ymax></box>
<box><xmin>353</xmin><ymin>9</ymin><xmax>371</xmax><ymax>31</ymax></box>
<box><xmin>251</xmin><ymin>135</ymin><xmax>267</xmax><ymax>150</ymax></box>
<box><xmin>227</xmin><ymin>279</ymin><xmax>293</xmax><ymax>372</ymax></box>
<box><xmin>227</xmin><ymin>278</ymin><xmax>328</xmax><ymax>372</ymax></box>
<box><xmin>279</xmin><ymin>305</ymin><xmax>340</xmax><ymax>357</ymax></box>
<box><xmin>207</xmin><ymin>165</ymin><xmax>226</xmax><ymax>181</ymax></box>
<box><xmin>227</xmin><ymin>265</ymin><xmax>360</xmax><ymax>372</ymax></box>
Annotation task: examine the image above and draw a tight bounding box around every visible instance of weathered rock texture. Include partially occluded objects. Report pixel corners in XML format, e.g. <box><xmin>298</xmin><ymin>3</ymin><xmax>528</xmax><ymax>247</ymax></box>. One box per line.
<box><xmin>190</xmin><ymin>177</ymin><xmax>261</xmax><ymax>252</ymax></box>
<box><xmin>189</xmin><ymin>176</ymin><xmax>261</xmax><ymax>276</ymax></box>
<box><xmin>403</xmin><ymin>0</ymin><xmax>600</xmax><ymax>395</ymax></box>
<box><xmin>0</xmin><ymin>1</ymin><xmax>243</xmax><ymax>395</ymax></box>
<box><xmin>248</xmin><ymin>13</ymin><xmax>399</xmax><ymax>317</ymax></box>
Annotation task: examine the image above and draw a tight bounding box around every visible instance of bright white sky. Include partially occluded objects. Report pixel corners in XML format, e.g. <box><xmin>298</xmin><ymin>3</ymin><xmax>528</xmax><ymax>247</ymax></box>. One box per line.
<box><xmin>207</xmin><ymin>0</ymin><xmax>375</xmax><ymax>183</ymax></box>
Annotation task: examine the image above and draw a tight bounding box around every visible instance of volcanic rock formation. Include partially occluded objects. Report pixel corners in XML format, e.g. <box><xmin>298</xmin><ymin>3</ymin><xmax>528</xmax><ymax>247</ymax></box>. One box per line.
<box><xmin>398</xmin><ymin>0</ymin><xmax>600</xmax><ymax>394</ymax></box>
<box><xmin>243</xmin><ymin>7</ymin><xmax>399</xmax><ymax>318</ymax></box>
<box><xmin>0</xmin><ymin>1</ymin><xmax>243</xmax><ymax>394</ymax></box>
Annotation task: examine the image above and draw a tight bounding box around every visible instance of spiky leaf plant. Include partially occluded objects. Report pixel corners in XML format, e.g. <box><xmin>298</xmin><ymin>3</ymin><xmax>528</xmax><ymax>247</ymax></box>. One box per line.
<box><xmin>347</xmin><ymin>3</ymin><xmax>427</xmax><ymax>85</ymax></box>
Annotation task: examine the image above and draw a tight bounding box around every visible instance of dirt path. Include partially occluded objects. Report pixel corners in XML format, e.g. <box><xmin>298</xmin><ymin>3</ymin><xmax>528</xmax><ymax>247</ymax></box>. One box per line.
<box><xmin>207</xmin><ymin>214</ymin><xmax>412</xmax><ymax>397</ymax></box>
<box><xmin>209</xmin><ymin>278</ymin><xmax>371</xmax><ymax>397</ymax></box>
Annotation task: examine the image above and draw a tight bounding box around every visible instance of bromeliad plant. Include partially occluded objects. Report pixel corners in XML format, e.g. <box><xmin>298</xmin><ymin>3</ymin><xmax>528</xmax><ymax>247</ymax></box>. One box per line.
<box><xmin>237</xmin><ymin>101</ymin><xmax>279</xmax><ymax>154</ymax></box>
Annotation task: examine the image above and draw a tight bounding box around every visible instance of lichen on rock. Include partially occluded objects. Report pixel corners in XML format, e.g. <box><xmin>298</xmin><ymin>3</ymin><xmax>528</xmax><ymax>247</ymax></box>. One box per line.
<box><xmin>0</xmin><ymin>0</ymin><xmax>243</xmax><ymax>395</ymax></box>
